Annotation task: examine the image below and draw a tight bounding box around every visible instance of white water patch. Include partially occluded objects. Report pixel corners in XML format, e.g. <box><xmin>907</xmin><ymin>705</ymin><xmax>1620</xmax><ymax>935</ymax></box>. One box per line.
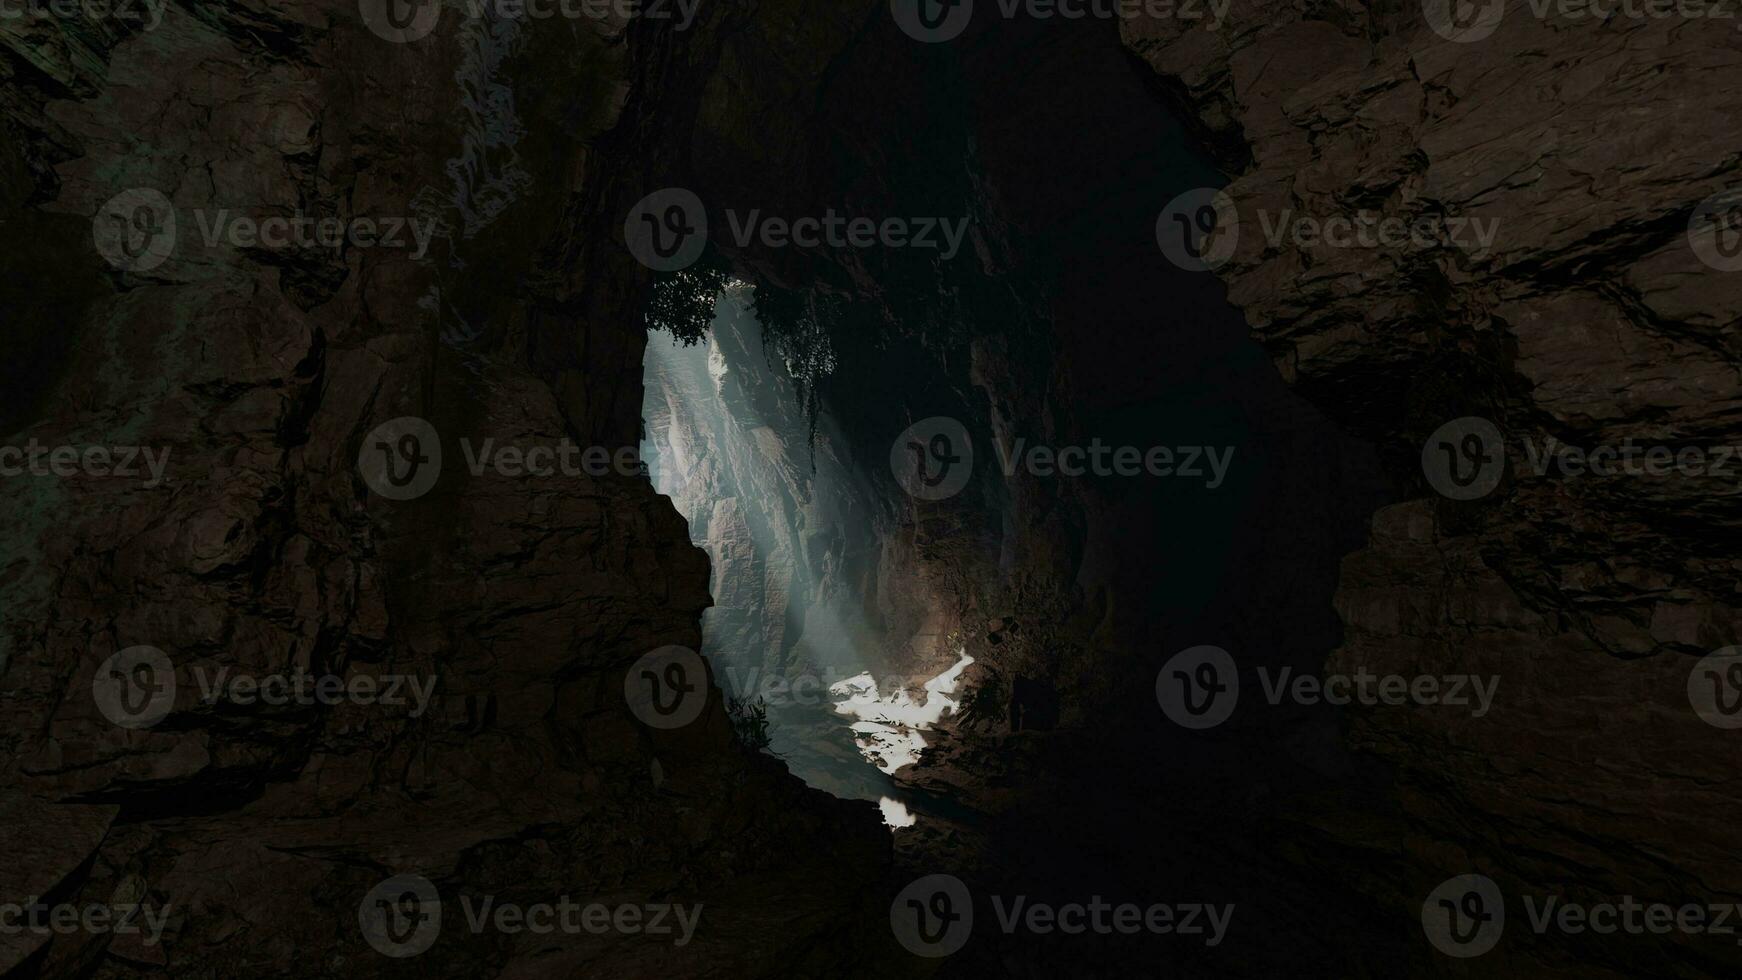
<box><xmin>830</xmin><ymin>652</ymin><xmax>974</xmax><ymax>775</ymax></box>
<box><xmin>879</xmin><ymin>797</ymin><xmax>917</xmax><ymax>829</ymax></box>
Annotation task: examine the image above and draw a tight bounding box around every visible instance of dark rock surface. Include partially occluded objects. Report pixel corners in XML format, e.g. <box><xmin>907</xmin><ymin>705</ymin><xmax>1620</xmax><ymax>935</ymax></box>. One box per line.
<box><xmin>1125</xmin><ymin>5</ymin><xmax>1742</xmax><ymax>975</ymax></box>
<box><xmin>1</xmin><ymin>3</ymin><xmax>896</xmax><ymax>976</ymax></box>
<box><xmin>4</xmin><ymin>0</ymin><xmax>1740</xmax><ymax>977</ymax></box>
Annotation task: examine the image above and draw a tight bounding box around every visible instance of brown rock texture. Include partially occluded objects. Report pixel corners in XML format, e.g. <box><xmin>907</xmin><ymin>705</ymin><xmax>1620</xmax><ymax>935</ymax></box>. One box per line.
<box><xmin>7</xmin><ymin>0</ymin><xmax>1740</xmax><ymax>975</ymax></box>
<box><xmin>0</xmin><ymin>2</ymin><xmax>895</xmax><ymax>976</ymax></box>
<box><xmin>1126</xmin><ymin>4</ymin><xmax>1742</xmax><ymax>974</ymax></box>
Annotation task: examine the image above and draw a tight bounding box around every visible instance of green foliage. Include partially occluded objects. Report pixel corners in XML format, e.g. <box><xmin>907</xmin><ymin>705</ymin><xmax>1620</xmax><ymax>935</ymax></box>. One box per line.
<box><xmin>727</xmin><ymin>696</ymin><xmax>773</xmax><ymax>752</ymax></box>
<box><xmin>643</xmin><ymin>248</ymin><xmax>732</xmax><ymax>346</ymax></box>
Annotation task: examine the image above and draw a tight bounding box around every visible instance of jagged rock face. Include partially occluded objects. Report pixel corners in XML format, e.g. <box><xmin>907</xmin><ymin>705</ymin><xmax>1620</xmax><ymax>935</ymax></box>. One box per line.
<box><xmin>8</xmin><ymin>0</ymin><xmax>1739</xmax><ymax>974</ymax></box>
<box><xmin>0</xmin><ymin>3</ymin><xmax>895</xmax><ymax>977</ymax></box>
<box><xmin>1125</xmin><ymin>6</ymin><xmax>1742</xmax><ymax>975</ymax></box>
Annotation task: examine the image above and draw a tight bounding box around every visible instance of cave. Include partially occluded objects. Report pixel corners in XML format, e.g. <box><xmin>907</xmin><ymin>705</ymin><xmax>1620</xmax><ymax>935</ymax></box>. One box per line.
<box><xmin>622</xmin><ymin>13</ymin><xmax>1395</xmax><ymax>972</ymax></box>
<box><xmin>4</xmin><ymin>0</ymin><xmax>1742</xmax><ymax>977</ymax></box>
<box><xmin>639</xmin><ymin>286</ymin><xmax>978</xmax><ymax>824</ymax></box>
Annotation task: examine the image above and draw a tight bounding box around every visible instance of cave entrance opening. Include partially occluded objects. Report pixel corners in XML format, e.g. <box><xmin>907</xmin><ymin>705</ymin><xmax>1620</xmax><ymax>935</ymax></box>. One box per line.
<box><xmin>639</xmin><ymin>286</ymin><xmax>968</xmax><ymax>831</ymax></box>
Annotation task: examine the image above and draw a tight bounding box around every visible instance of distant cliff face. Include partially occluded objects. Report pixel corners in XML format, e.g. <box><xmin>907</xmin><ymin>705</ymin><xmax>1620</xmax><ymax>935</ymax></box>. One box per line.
<box><xmin>642</xmin><ymin>292</ymin><xmax>980</xmax><ymax>807</ymax></box>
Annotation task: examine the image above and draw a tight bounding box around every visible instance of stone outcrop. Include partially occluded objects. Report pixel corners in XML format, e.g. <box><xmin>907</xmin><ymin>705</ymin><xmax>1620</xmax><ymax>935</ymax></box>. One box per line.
<box><xmin>1125</xmin><ymin>5</ymin><xmax>1742</xmax><ymax>974</ymax></box>
<box><xmin>0</xmin><ymin>3</ymin><xmax>895</xmax><ymax>976</ymax></box>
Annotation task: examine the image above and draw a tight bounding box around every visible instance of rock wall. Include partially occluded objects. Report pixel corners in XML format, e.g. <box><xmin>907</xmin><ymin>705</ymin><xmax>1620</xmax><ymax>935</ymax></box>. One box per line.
<box><xmin>1125</xmin><ymin>4</ymin><xmax>1742</xmax><ymax>974</ymax></box>
<box><xmin>0</xmin><ymin>3</ymin><xmax>894</xmax><ymax>976</ymax></box>
<box><xmin>6</xmin><ymin>0</ymin><xmax>1737</xmax><ymax>975</ymax></box>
